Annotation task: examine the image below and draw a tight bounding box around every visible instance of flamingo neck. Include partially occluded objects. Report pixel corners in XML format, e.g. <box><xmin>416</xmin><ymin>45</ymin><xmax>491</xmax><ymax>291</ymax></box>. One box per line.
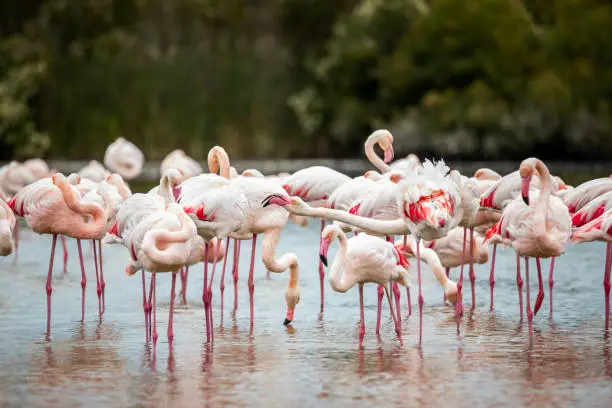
<box><xmin>328</xmin><ymin>230</ymin><xmax>355</xmax><ymax>292</ymax></box>
<box><xmin>208</xmin><ymin>147</ymin><xmax>231</xmax><ymax>179</ymax></box>
<box><xmin>534</xmin><ymin>160</ymin><xmax>553</xmax><ymax>216</ymax></box>
<box><xmin>298</xmin><ymin>205</ymin><xmax>410</xmax><ymax>235</ymax></box>
<box><xmin>55</xmin><ymin>177</ymin><xmax>105</xmax><ymax>229</ymax></box>
<box><xmin>364</xmin><ymin>136</ymin><xmax>390</xmax><ymax>174</ymax></box>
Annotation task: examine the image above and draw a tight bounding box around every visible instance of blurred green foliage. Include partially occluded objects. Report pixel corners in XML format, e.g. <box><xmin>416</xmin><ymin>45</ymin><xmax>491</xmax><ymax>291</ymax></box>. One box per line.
<box><xmin>1</xmin><ymin>0</ymin><xmax>611</xmax><ymax>160</ymax></box>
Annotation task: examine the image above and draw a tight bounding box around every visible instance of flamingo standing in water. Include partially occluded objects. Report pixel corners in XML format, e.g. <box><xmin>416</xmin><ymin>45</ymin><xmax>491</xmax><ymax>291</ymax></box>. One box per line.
<box><xmin>9</xmin><ymin>173</ymin><xmax>106</xmax><ymax>336</ymax></box>
<box><xmin>571</xmin><ymin>209</ymin><xmax>612</xmax><ymax>331</ymax></box>
<box><xmin>104</xmin><ymin>137</ymin><xmax>145</xmax><ymax>181</ymax></box>
<box><xmin>319</xmin><ymin>225</ymin><xmax>409</xmax><ymax>344</ymax></box>
<box><xmin>484</xmin><ymin>158</ymin><xmax>571</xmax><ymax>328</ymax></box>
<box><xmin>282</xmin><ymin>129</ymin><xmax>394</xmax><ymax>312</ymax></box>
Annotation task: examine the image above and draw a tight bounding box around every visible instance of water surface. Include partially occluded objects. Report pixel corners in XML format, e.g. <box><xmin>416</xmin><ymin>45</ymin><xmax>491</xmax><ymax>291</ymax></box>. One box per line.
<box><xmin>0</xmin><ymin>222</ymin><xmax>611</xmax><ymax>407</ymax></box>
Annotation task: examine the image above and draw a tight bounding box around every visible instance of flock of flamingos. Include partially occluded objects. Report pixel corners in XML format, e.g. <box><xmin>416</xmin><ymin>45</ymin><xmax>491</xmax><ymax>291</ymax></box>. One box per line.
<box><xmin>0</xmin><ymin>132</ymin><xmax>611</xmax><ymax>348</ymax></box>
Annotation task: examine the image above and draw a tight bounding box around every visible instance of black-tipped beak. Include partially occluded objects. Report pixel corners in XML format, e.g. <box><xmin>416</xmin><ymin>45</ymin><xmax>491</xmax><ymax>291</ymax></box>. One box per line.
<box><xmin>319</xmin><ymin>254</ymin><xmax>328</xmax><ymax>267</ymax></box>
<box><xmin>283</xmin><ymin>318</ymin><xmax>292</xmax><ymax>326</ymax></box>
<box><xmin>522</xmin><ymin>195</ymin><xmax>529</xmax><ymax>205</ymax></box>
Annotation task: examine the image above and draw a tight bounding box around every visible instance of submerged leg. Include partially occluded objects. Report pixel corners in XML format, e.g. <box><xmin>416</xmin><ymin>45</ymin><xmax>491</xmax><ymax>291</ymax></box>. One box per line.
<box><xmin>76</xmin><ymin>239</ymin><xmax>87</xmax><ymax>322</ymax></box>
<box><xmin>384</xmin><ymin>282</ymin><xmax>403</xmax><ymax>345</ymax></box>
<box><xmin>207</xmin><ymin>239</ymin><xmax>222</xmax><ymax>343</ymax></box>
<box><xmin>168</xmin><ymin>271</ymin><xmax>177</xmax><ymax>347</ymax></box>
<box><xmin>46</xmin><ymin>234</ymin><xmax>58</xmax><ymax>337</ymax></box>
<box><xmin>203</xmin><ymin>244</ymin><xmax>211</xmax><ymax>343</ymax></box>
<box><xmin>516</xmin><ymin>253</ymin><xmax>523</xmax><ymax>320</ymax></box>
<box><xmin>525</xmin><ymin>257</ymin><xmax>533</xmax><ymax>325</ymax></box>
<box><xmin>233</xmin><ymin>239</ymin><xmax>241</xmax><ymax>312</ymax></box>
<box><xmin>605</xmin><ymin>243</ymin><xmax>611</xmax><ymax>332</ymax></box>
<box><xmin>416</xmin><ymin>237</ymin><xmax>424</xmax><ymax>343</ymax></box>
<box><xmin>248</xmin><ymin>234</ymin><xmax>257</xmax><ymax>328</ymax></box>
<box><xmin>489</xmin><ymin>243</ymin><xmax>497</xmax><ymax>310</ymax></box>
<box><xmin>549</xmin><ymin>257</ymin><xmax>555</xmax><ymax>319</ymax></box>
<box><xmin>358</xmin><ymin>284</ymin><xmax>365</xmax><ymax>344</ymax></box>
<box><xmin>92</xmin><ymin>240</ymin><xmax>102</xmax><ymax>319</ymax></box>
<box><xmin>219</xmin><ymin>237</ymin><xmax>230</xmax><ymax>317</ymax></box>
<box><xmin>376</xmin><ymin>284</ymin><xmax>384</xmax><ymax>334</ymax></box>
<box><xmin>444</xmin><ymin>267</ymin><xmax>450</xmax><ymax>302</ymax></box>
<box><xmin>319</xmin><ymin>220</ymin><xmax>326</xmax><ymax>313</ymax></box>
<box><xmin>98</xmin><ymin>240</ymin><xmax>106</xmax><ymax>314</ymax></box>
<box><xmin>61</xmin><ymin>235</ymin><xmax>68</xmax><ymax>274</ymax></box>
<box><xmin>456</xmin><ymin>228</ymin><xmax>467</xmax><ymax>319</ymax></box>
<box><xmin>142</xmin><ymin>271</ymin><xmax>149</xmax><ymax>341</ymax></box>
<box><xmin>152</xmin><ymin>273</ymin><xmax>158</xmax><ymax>349</ymax></box>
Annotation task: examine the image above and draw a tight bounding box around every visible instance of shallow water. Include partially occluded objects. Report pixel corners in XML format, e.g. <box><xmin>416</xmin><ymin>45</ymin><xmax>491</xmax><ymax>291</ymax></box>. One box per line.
<box><xmin>0</xmin><ymin>222</ymin><xmax>611</xmax><ymax>408</ymax></box>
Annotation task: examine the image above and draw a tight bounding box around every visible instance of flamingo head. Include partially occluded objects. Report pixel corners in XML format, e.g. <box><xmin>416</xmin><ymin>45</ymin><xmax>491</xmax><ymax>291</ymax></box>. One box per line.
<box><xmin>319</xmin><ymin>224</ymin><xmax>343</xmax><ymax>267</ymax></box>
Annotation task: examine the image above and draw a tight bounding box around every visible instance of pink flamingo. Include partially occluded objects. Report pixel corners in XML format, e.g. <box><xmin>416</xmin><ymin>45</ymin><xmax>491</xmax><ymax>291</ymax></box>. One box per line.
<box><xmin>319</xmin><ymin>225</ymin><xmax>409</xmax><ymax>344</ymax></box>
<box><xmin>485</xmin><ymin>158</ymin><xmax>571</xmax><ymax>327</ymax></box>
<box><xmin>570</xmin><ymin>191</ymin><xmax>612</xmax><ymax>228</ymax></box>
<box><xmin>78</xmin><ymin>160</ymin><xmax>110</xmax><ymax>182</ymax></box>
<box><xmin>0</xmin><ymin>198</ymin><xmax>16</xmax><ymax>256</ymax></box>
<box><xmin>571</xmin><ymin>209</ymin><xmax>612</xmax><ymax>331</ymax></box>
<box><xmin>9</xmin><ymin>173</ymin><xmax>106</xmax><ymax>336</ymax></box>
<box><xmin>161</xmin><ymin>149</ymin><xmax>203</xmax><ymax>180</ymax></box>
<box><xmin>104</xmin><ymin>137</ymin><xmax>145</xmax><ymax>181</ymax></box>
<box><xmin>562</xmin><ymin>177</ymin><xmax>612</xmax><ymax>214</ymax></box>
<box><xmin>23</xmin><ymin>159</ymin><xmax>53</xmax><ymax>180</ymax></box>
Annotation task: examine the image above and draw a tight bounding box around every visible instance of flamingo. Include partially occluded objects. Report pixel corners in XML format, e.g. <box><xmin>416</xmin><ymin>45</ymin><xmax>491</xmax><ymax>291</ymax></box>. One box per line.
<box><xmin>562</xmin><ymin>177</ymin><xmax>612</xmax><ymax>214</ymax></box>
<box><xmin>79</xmin><ymin>160</ymin><xmax>110</xmax><ymax>182</ymax></box>
<box><xmin>570</xmin><ymin>191</ymin><xmax>612</xmax><ymax>228</ymax></box>
<box><xmin>23</xmin><ymin>159</ymin><xmax>53</xmax><ymax>180</ymax></box>
<box><xmin>108</xmin><ymin>193</ymin><xmax>199</xmax><ymax>348</ymax></box>
<box><xmin>318</xmin><ymin>225</ymin><xmax>409</xmax><ymax>344</ymax></box>
<box><xmin>571</xmin><ymin>209</ymin><xmax>612</xmax><ymax>331</ymax></box>
<box><xmin>0</xmin><ymin>198</ymin><xmax>16</xmax><ymax>256</ymax></box>
<box><xmin>389</xmin><ymin>153</ymin><xmax>422</xmax><ymax>173</ymax></box>
<box><xmin>484</xmin><ymin>158</ymin><xmax>571</xmax><ymax>327</ymax></box>
<box><xmin>9</xmin><ymin>173</ymin><xmax>106</xmax><ymax>336</ymax></box>
<box><xmin>104</xmin><ymin>137</ymin><xmax>145</xmax><ymax>181</ymax></box>
<box><xmin>282</xmin><ymin>129</ymin><xmax>393</xmax><ymax>312</ymax></box>
<box><xmin>161</xmin><ymin>149</ymin><xmax>203</xmax><ymax>180</ymax></box>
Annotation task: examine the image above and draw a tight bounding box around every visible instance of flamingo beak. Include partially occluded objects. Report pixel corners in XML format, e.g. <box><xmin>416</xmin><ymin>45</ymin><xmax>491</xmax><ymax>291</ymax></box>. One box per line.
<box><xmin>521</xmin><ymin>176</ymin><xmax>531</xmax><ymax>205</ymax></box>
<box><xmin>283</xmin><ymin>308</ymin><xmax>295</xmax><ymax>326</ymax></box>
<box><xmin>172</xmin><ymin>185</ymin><xmax>181</xmax><ymax>202</ymax></box>
<box><xmin>383</xmin><ymin>145</ymin><xmax>395</xmax><ymax>164</ymax></box>
<box><xmin>262</xmin><ymin>194</ymin><xmax>291</xmax><ymax>208</ymax></box>
<box><xmin>319</xmin><ymin>237</ymin><xmax>331</xmax><ymax>267</ymax></box>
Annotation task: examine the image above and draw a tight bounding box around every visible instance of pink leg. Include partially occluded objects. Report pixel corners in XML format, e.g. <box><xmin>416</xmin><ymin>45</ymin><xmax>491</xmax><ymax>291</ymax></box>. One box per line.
<box><xmin>444</xmin><ymin>267</ymin><xmax>450</xmax><ymax>302</ymax></box>
<box><xmin>605</xmin><ymin>243</ymin><xmax>611</xmax><ymax>332</ymax></box>
<box><xmin>516</xmin><ymin>253</ymin><xmax>523</xmax><ymax>320</ymax></box>
<box><xmin>358</xmin><ymin>284</ymin><xmax>365</xmax><ymax>344</ymax></box>
<box><xmin>385</xmin><ymin>282</ymin><xmax>402</xmax><ymax>345</ymax></box>
<box><xmin>489</xmin><ymin>243</ymin><xmax>497</xmax><ymax>310</ymax></box>
<box><xmin>168</xmin><ymin>271</ymin><xmax>177</xmax><ymax>346</ymax></box>
<box><xmin>525</xmin><ymin>257</ymin><xmax>533</xmax><ymax>325</ymax></box>
<box><xmin>456</xmin><ymin>228</ymin><xmax>467</xmax><ymax>320</ymax></box>
<box><xmin>98</xmin><ymin>240</ymin><xmax>105</xmax><ymax>314</ymax></box>
<box><xmin>76</xmin><ymin>239</ymin><xmax>87</xmax><ymax>321</ymax></box>
<box><xmin>203</xmin><ymin>244</ymin><xmax>211</xmax><ymax>343</ymax></box>
<box><xmin>549</xmin><ymin>257</ymin><xmax>555</xmax><ymax>318</ymax></box>
<box><xmin>233</xmin><ymin>239</ymin><xmax>241</xmax><ymax>312</ymax></box>
<box><xmin>376</xmin><ymin>284</ymin><xmax>384</xmax><ymax>334</ymax></box>
<box><xmin>61</xmin><ymin>235</ymin><xmax>68</xmax><ymax>274</ymax></box>
<box><xmin>319</xmin><ymin>220</ymin><xmax>326</xmax><ymax>313</ymax></box>
<box><xmin>468</xmin><ymin>228</ymin><xmax>476</xmax><ymax>311</ymax></box>
<box><xmin>406</xmin><ymin>288</ymin><xmax>412</xmax><ymax>317</ymax></box>
<box><xmin>92</xmin><ymin>240</ymin><xmax>102</xmax><ymax>319</ymax></box>
<box><xmin>416</xmin><ymin>237</ymin><xmax>424</xmax><ymax>343</ymax></box>
<box><xmin>533</xmin><ymin>258</ymin><xmax>545</xmax><ymax>316</ymax></box>
<box><xmin>147</xmin><ymin>271</ymin><xmax>154</xmax><ymax>341</ymax></box>
<box><xmin>179</xmin><ymin>266</ymin><xmax>186</xmax><ymax>304</ymax></box>
<box><xmin>219</xmin><ymin>237</ymin><xmax>230</xmax><ymax>317</ymax></box>
<box><xmin>392</xmin><ymin>282</ymin><xmax>401</xmax><ymax>325</ymax></box>
<box><xmin>207</xmin><ymin>239</ymin><xmax>222</xmax><ymax>343</ymax></box>
<box><xmin>248</xmin><ymin>234</ymin><xmax>257</xmax><ymax>328</ymax></box>
<box><xmin>142</xmin><ymin>271</ymin><xmax>149</xmax><ymax>341</ymax></box>
<box><xmin>46</xmin><ymin>234</ymin><xmax>58</xmax><ymax>337</ymax></box>
<box><xmin>152</xmin><ymin>273</ymin><xmax>158</xmax><ymax>349</ymax></box>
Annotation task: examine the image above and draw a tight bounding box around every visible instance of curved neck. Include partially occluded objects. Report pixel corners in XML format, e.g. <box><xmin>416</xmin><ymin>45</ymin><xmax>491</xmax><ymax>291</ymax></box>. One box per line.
<box><xmin>409</xmin><ymin>237</ymin><xmax>452</xmax><ymax>289</ymax></box>
<box><xmin>55</xmin><ymin>177</ymin><xmax>105</xmax><ymax>227</ymax></box>
<box><xmin>534</xmin><ymin>159</ymin><xmax>553</xmax><ymax>213</ymax></box>
<box><xmin>364</xmin><ymin>137</ymin><xmax>390</xmax><ymax>173</ymax></box>
<box><xmin>295</xmin><ymin>205</ymin><xmax>410</xmax><ymax>235</ymax></box>
<box><xmin>261</xmin><ymin>228</ymin><xmax>298</xmax><ymax>276</ymax></box>
<box><xmin>208</xmin><ymin>147</ymin><xmax>231</xmax><ymax>179</ymax></box>
<box><xmin>142</xmin><ymin>211</ymin><xmax>193</xmax><ymax>264</ymax></box>
<box><xmin>328</xmin><ymin>231</ymin><xmax>355</xmax><ymax>292</ymax></box>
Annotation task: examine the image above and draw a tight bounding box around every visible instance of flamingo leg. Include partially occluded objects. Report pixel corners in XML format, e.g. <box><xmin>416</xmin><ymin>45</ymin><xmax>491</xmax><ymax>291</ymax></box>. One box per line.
<box><xmin>179</xmin><ymin>266</ymin><xmax>186</xmax><ymax>304</ymax></box>
<box><xmin>534</xmin><ymin>258</ymin><xmax>545</xmax><ymax>316</ymax></box>
<box><xmin>403</xmin><ymin>234</ymin><xmax>412</xmax><ymax>317</ymax></box>
<box><xmin>319</xmin><ymin>219</ymin><xmax>326</xmax><ymax>313</ymax></box>
<box><xmin>384</xmin><ymin>282</ymin><xmax>403</xmax><ymax>345</ymax></box>
<box><xmin>605</xmin><ymin>243</ymin><xmax>611</xmax><ymax>332</ymax></box>
<box><xmin>444</xmin><ymin>267</ymin><xmax>450</xmax><ymax>303</ymax></box>
<box><xmin>358</xmin><ymin>283</ymin><xmax>365</xmax><ymax>344</ymax></box>
<box><xmin>416</xmin><ymin>237</ymin><xmax>424</xmax><ymax>343</ymax></box>
<box><xmin>525</xmin><ymin>257</ymin><xmax>533</xmax><ymax>325</ymax></box>
<box><xmin>468</xmin><ymin>228</ymin><xmax>476</xmax><ymax>311</ymax></box>
<box><xmin>61</xmin><ymin>235</ymin><xmax>68</xmax><ymax>274</ymax></box>
<box><xmin>549</xmin><ymin>257</ymin><xmax>555</xmax><ymax>319</ymax></box>
<box><xmin>45</xmin><ymin>234</ymin><xmax>58</xmax><ymax>337</ymax></box>
<box><xmin>219</xmin><ymin>237</ymin><xmax>230</xmax><ymax>317</ymax></box>
<box><xmin>98</xmin><ymin>240</ymin><xmax>105</xmax><ymax>314</ymax></box>
<box><xmin>456</xmin><ymin>228</ymin><xmax>467</xmax><ymax>320</ymax></box>
<box><xmin>92</xmin><ymin>239</ymin><xmax>102</xmax><ymax>320</ymax></box>
<box><xmin>386</xmin><ymin>236</ymin><xmax>401</xmax><ymax>324</ymax></box>
<box><xmin>203</xmin><ymin>243</ymin><xmax>211</xmax><ymax>343</ymax></box>
<box><xmin>207</xmin><ymin>239</ymin><xmax>222</xmax><ymax>343</ymax></box>
<box><xmin>76</xmin><ymin>239</ymin><xmax>86</xmax><ymax>322</ymax></box>
<box><xmin>168</xmin><ymin>271</ymin><xmax>177</xmax><ymax>347</ymax></box>
<box><xmin>147</xmin><ymin>271</ymin><xmax>154</xmax><ymax>341</ymax></box>
<box><xmin>376</xmin><ymin>284</ymin><xmax>384</xmax><ymax>334</ymax></box>
<box><xmin>248</xmin><ymin>234</ymin><xmax>257</xmax><ymax>328</ymax></box>
<box><xmin>233</xmin><ymin>239</ymin><xmax>241</xmax><ymax>313</ymax></box>
<box><xmin>152</xmin><ymin>272</ymin><xmax>158</xmax><ymax>349</ymax></box>
<box><xmin>489</xmin><ymin>243</ymin><xmax>497</xmax><ymax>311</ymax></box>
<box><xmin>142</xmin><ymin>270</ymin><xmax>149</xmax><ymax>341</ymax></box>
<box><xmin>516</xmin><ymin>252</ymin><xmax>523</xmax><ymax>320</ymax></box>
